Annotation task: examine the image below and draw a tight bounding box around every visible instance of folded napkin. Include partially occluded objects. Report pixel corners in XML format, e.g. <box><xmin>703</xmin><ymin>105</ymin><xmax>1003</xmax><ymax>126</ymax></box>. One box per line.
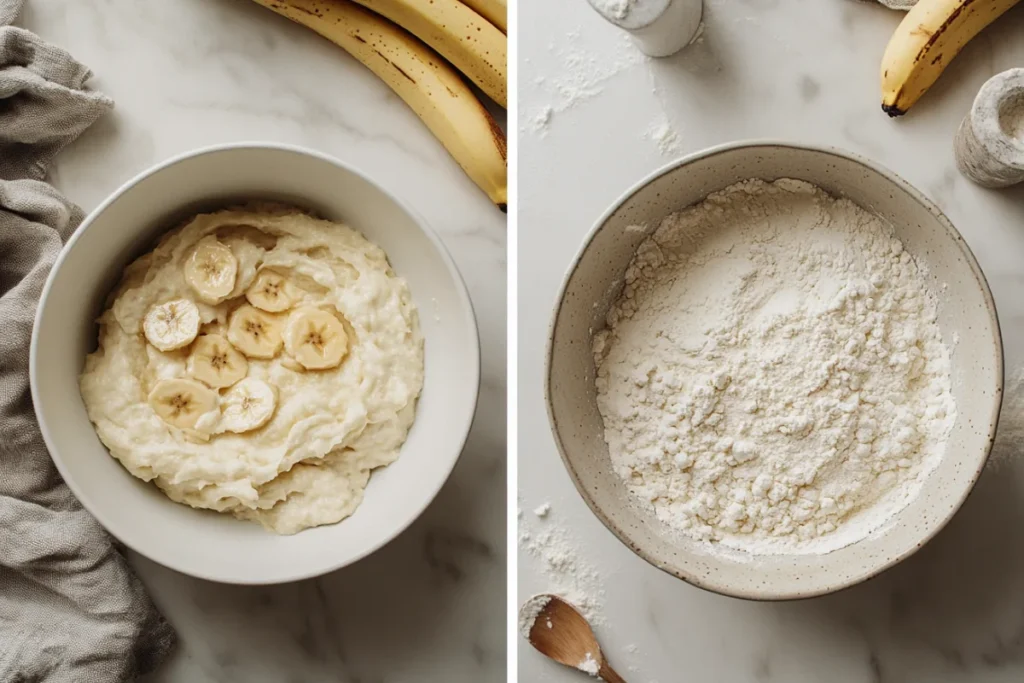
<box><xmin>0</xmin><ymin>1</ymin><xmax>176</xmax><ymax>680</ymax></box>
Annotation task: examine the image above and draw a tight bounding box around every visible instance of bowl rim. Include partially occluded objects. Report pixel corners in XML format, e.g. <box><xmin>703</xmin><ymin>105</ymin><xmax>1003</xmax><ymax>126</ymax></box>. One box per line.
<box><xmin>544</xmin><ymin>139</ymin><xmax>1004</xmax><ymax>601</ymax></box>
<box><xmin>30</xmin><ymin>141</ymin><xmax>481</xmax><ymax>584</ymax></box>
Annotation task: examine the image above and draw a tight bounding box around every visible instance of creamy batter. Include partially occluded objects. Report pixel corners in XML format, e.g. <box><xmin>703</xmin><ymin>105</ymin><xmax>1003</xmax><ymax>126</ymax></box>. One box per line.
<box><xmin>80</xmin><ymin>203</ymin><xmax>424</xmax><ymax>534</ymax></box>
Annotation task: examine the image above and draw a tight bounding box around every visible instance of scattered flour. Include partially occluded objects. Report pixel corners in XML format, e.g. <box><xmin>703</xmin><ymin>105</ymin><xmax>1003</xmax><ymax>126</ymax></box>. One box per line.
<box><xmin>530</xmin><ymin>105</ymin><xmax>554</xmax><ymax>135</ymax></box>
<box><xmin>518</xmin><ymin>594</ymin><xmax>552</xmax><ymax>638</ymax></box>
<box><xmin>594</xmin><ymin>179</ymin><xmax>956</xmax><ymax>555</ymax></box>
<box><xmin>645</xmin><ymin>116</ymin><xmax>682</xmax><ymax>156</ymax></box>
<box><xmin>523</xmin><ymin>31</ymin><xmax>646</xmax><ymax>135</ymax></box>
<box><xmin>877</xmin><ymin>0</ymin><xmax>918</xmax><ymax>9</ymax></box>
<box><xmin>519</xmin><ymin>517</ymin><xmax>606</xmax><ymax>622</ymax></box>
<box><xmin>579</xmin><ymin>651</ymin><xmax>601</xmax><ymax>676</ymax></box>
<box><xmin>534</xmin><ymin>502</ymin><xmax>551</xmax><ymax>518</ymax></box>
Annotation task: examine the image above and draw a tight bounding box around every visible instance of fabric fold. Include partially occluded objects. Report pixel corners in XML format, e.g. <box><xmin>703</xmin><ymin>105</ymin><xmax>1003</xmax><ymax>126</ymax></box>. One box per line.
<box><xmin>0</xmin><ymin>0</ymin><xmax>175</xmax><ymax>680</ymax></box>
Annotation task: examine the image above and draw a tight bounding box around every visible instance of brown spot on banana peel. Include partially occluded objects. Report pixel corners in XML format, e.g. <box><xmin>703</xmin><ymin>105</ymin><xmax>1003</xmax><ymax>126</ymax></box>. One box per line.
<box><xmin>370</xmin><ymin>47</ymin><xmax>416</xmax><ymax>83</ymax></box>
<box><xmin>390</xmin><ymin>62</ymin><xmax>416</xmax><ymax>84</ymax></box>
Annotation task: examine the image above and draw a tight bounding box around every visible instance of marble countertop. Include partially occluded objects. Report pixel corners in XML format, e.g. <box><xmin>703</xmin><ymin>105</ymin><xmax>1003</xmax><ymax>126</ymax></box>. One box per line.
<box><xmin>518</xmin><ymin>2</ymin><xmax>1024</xmax><ymax>682</ymax></box>
<box><xmin>20</xmin><ymin>0</ymin><xmax>506</xmax><ymax>680</ymax></box>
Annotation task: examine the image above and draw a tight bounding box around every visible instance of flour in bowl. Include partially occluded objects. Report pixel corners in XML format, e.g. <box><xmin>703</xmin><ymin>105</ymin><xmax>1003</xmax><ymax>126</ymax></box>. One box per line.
<box><xmin>593</xmin><ymin>179</ymin><xmax>956</xmax><ymax>555</ymax></box>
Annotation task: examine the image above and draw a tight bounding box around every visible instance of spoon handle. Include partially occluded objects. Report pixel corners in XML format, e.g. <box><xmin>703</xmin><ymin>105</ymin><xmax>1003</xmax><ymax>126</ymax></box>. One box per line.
<box><xmin>600</xmin><ymin>663</ymin><xmax>628</xmax><ymax>683</ymax></box>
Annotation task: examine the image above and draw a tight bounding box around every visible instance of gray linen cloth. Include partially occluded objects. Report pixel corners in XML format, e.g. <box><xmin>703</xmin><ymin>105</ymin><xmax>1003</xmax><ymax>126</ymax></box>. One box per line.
<box><xmin>0</xmin><ymin>1</ymin><xmax>176</xmax><ymax>681</ymax></box>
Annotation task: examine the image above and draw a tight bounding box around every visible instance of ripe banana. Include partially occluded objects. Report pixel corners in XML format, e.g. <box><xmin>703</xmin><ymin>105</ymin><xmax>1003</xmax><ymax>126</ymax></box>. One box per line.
<box><xmin>149</xmin><ymin>378</ymin><xmax>219</xmax><ymax>430</ymax></box>
<box><xmin>881</xmin><ymin>0</ymin><xmax>1022</xmax><ymax>116</ymax></box>
<box><xmin>350</xmin><ymin>0</ymin><xmax>506</xmax><ymax>107</ymax></box>
<box><xmin>249</xmin><ymin>0</ymin><xmax>507</xmax><ymax>210</ymax></box>
<box><xmin>228</xmin><ymin>304</ymin><xmax>285</xmax><ymax>359</ymax></box>
<box><xmin>188</xmin><ymin>334</ymin><xmax>249</xmax><ymax>388</ymax></box>
<box><xmin>246</xmin><ymin>268</ymin><xmax>297</xmax><ymax>312</ymax></box>
<box><xmin>458</xmin><ymin>0</ymin><xmax>506</xmax><ymax>33</ymax></box>
<box><xmin>219</xmin><ymin>378</ymin><xmax>278</xmax><ymax>433</ymax></box>
<box><xmin>143</xmin><ymin>299</ymin><xmax>201</xmax><ymax>351</ymax></box>
<box><xmin>185</xmin><ymin>237</ymin><xmax>238</xmax><ymax>304</ymax></box>
<box><xmin>284</xmin><ymin>307</ymin><xmax>350</xmax><ymax>369</ymax></box>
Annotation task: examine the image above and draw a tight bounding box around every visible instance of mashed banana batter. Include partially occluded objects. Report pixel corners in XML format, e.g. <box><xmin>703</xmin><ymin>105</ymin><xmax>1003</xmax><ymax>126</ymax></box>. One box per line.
<box><xmin>80</xmin><ymin>203</ymin><xmax>424</xmax><ymax>534</ymax></box>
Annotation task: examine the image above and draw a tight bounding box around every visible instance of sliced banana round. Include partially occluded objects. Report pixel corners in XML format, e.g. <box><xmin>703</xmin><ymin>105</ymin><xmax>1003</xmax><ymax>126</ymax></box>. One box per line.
<box><xmin>187</xmin><ymin>334</ymin><xmax>248</xmax><ymax>388</ymax></box>
<box><xmin>283</xmin><ymin>307</ymin><xmax>349</xmax><ymax>370</ymax></box>
<box><xmin>143</xmin><ymin>299</ymin><xmax>201</xmax><ymax>351</ymax></box>
<box><xmin>219</xmin><ymin>378</ymin><xmax>277</xmax><ymax>433</ymax></box>
<box><xmin>227</xmin><ymin>305</ymin><xmax>284</xmax><ymax>359</ymax></box>
<box><xmin>148</xmin><ymin>378</ymin><xmax>218</xmax><ymax>430</ymax></box>
<box><xmin>245</xmin><ymin>268</ymin><xmax>296</xmax><ymax>313</ymax></box>
<box><xmin>184</xmin><ymin>236</ymin><xmax>238</xmax><ymax>304</ymax></box>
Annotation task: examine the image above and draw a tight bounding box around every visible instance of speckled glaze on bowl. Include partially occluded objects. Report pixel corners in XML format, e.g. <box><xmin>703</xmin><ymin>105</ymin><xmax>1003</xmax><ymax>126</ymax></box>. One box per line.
<box><xmin>546</xmin><ymin>141</ymin><xmax>1003</xmax><ymax>600</ymax></box>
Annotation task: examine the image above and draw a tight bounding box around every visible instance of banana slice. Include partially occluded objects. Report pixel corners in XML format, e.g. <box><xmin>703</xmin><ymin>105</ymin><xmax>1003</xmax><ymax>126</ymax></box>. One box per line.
<box><xmin>245</xmin><ymin>268</ymin><xmax>296</xmax><ymax>312</ymax></box>
<box><xmin>219</xmin><ymin>378</ymin><xmax>277</xmax><ymax>433</ymax></box>
<box><xmin>148</xmin><ymin>378</ymin><xmax>218</xmax><ymax>430</ymax></box>
<box><xmin>227</xmin><ymin>305</ymin><xmax>284</xmax><ymax>359</ymax></box>
<box><xmin>184</xmin><ymin>236</ymin><xmax>238</xmax><ymax>304</ymax></box>
<box><xmin>187</xmin><ymin>334</ymin><xmax>248</xmax><ymax>388</ymax></box>
<box><xmin>143</xmin><ymin>299</ymin><xmax>201</xmax><ymax>351</ymax></box>
<box><xmin>283</xmin><ymin>307</ymin><xmax>349</xmax><ymax>370</ymax></box>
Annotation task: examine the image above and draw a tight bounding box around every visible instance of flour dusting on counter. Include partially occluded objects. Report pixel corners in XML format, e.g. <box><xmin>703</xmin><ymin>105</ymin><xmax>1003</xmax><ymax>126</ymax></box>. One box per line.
<box><xmin>645</xmin><ymin>116</ymin><xmax>682</xmax><ymax>155</ymax></box>
<box><xmin>519</xmin><ymin>511</ymin><xmax>606</xmax><ymax>622</ymax></box>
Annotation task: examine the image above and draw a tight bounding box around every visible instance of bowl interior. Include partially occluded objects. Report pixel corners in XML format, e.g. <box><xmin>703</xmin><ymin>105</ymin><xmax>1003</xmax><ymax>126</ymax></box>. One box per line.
<box><xmin>32</xmin><ymin>145</ymin><xmax>479</xmax><ymax>584</ymax></box>
<box><xmin>547</xmin><ymin>143</ymin><xmax>1002</xmax><ymax>599</ymax></box>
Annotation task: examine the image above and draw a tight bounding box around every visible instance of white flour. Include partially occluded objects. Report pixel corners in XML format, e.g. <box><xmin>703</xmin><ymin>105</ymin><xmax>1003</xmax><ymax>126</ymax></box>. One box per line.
<box><xmin>521</xmin><ymin>31</ymin><xmax>646</xmax><ymax>136</ymax></box>
<box><xmin>594</xmin><ymin>179</ymin><xmax>956</xmax><ymax>555</ymax></box>
<box><xmin>645</xmin><ymin>116</ymin><xmax>682</xmax><ymax>156</ymax></box>
<box><xmin>519</xmin><ymin>510</ymin><xmax>605</xmax><ymax>622</ymax></box>
<box><xmin>517</xmin><ymin>594</ymin><xmax>552</xmax><ymax>637</ymax></box>
<box><xmin>579</xmin><ymin>652</ymin><xmax>600</xmax><ymax>676</ymax></box>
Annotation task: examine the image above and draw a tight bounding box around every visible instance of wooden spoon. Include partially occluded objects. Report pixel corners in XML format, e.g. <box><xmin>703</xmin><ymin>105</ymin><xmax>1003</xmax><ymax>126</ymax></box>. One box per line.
<box><xmin>521</xmin><ymin>594</ymin><xmax>627</xmax><ymax>682</ymax></box>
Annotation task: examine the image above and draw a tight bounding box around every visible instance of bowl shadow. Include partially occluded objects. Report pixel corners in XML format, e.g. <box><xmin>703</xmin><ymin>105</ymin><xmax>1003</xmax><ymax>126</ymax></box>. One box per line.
<box><xmin>785</xmin><ymin>386</ymin><xmax>1024</xmax><ymax>670</ymax></box>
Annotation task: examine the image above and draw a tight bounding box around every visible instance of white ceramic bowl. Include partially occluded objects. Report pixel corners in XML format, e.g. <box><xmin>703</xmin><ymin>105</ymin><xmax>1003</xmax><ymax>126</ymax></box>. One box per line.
<box><xmin>547</xmin><ymin>142</ymin><xmax>1002</xmax><ymax>600</ymax></box>
<box><xmin>31</xmin><ymin>143</ymin><xmax>480</xmax><ymax>584</ymax></box>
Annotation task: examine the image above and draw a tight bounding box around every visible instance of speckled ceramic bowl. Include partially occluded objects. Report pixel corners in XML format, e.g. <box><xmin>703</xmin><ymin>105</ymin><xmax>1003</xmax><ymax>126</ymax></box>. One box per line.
<box><xmin>546</xmin><ymin>141</ymin><xmax>1003</xmax><ymax>600</ymax></box>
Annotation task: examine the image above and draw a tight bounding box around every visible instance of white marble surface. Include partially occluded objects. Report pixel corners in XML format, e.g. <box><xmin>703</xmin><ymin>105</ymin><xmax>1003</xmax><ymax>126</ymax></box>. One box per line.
<box><xmin>18</xmin><ymin>0</ymin><xmax>506</xmax><ymax>680</ymax></box>
<box><xmin>519</xmin><ymin>2</ymin><xmax>1024</xmax><ymax>682</ymax></box>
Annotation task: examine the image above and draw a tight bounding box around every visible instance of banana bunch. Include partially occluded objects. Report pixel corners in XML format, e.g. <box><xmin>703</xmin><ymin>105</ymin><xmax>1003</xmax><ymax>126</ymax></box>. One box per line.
<box><xmin>250</xmin><ymin>0</ymin><xmax>507</xmax><ymax>210</ymax></box>
<box><xmin>880</xmin><ymin>0</ymin><xmax>1022</xmax><ymax>116</ymax></box>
